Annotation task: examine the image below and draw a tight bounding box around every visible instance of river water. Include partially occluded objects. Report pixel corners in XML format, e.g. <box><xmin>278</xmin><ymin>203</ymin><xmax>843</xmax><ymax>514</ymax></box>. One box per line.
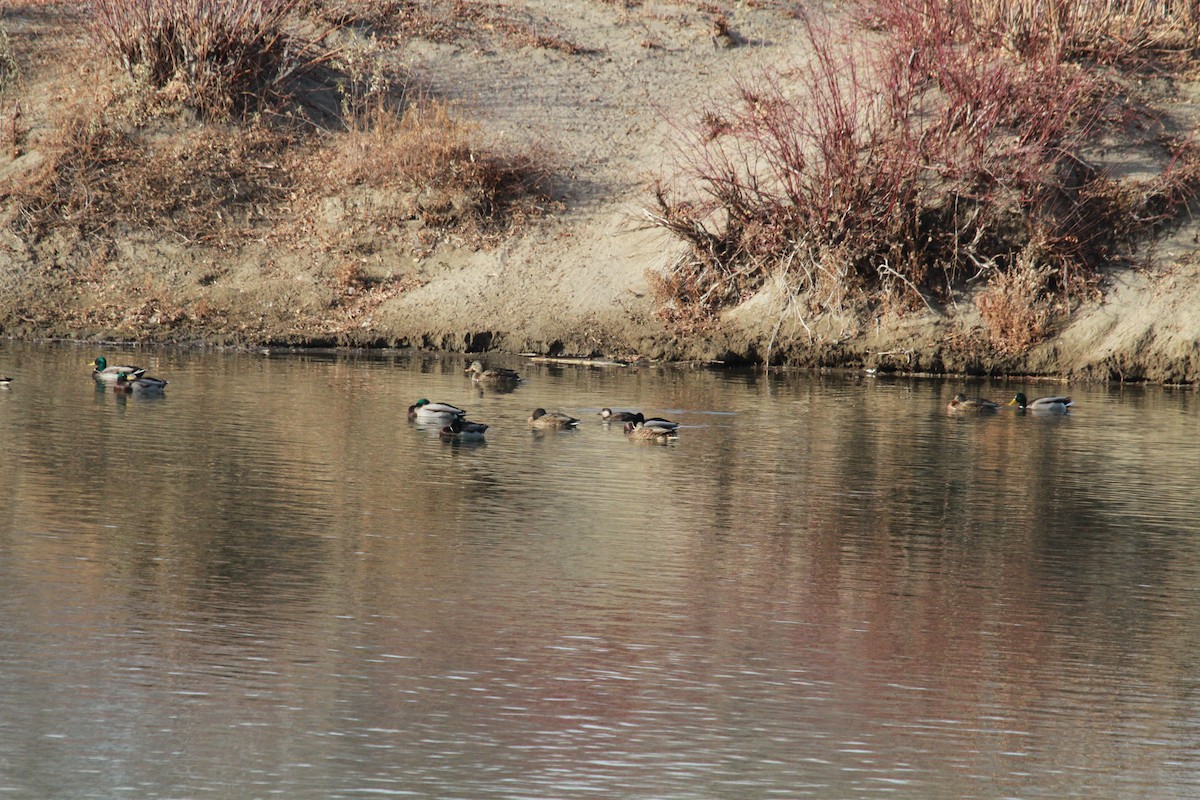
<box><xmin>1</xmin><ymin>342</ymin><xmax>1199</xmax><ymax>799</ymax></box>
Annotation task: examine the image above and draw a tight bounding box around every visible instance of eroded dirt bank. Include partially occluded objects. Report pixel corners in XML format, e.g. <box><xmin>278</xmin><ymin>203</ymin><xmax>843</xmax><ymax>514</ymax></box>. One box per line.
<box><xmin>5</xmin><ymin>219</ymin><xmax>1199</xmax><ymax>384</ymax></box>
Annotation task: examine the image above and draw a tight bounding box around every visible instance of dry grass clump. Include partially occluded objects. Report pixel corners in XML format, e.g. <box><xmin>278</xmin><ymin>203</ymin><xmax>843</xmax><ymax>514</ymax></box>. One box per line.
<box><xmin>320</xmin><ymin>98</ymin><xmax>552</xmax><ymax>234</ymax></box>
<box><xmin>0</xmin><ymin>23</ymin><xmax>19</xmax><ymax>158</ymax></box>
<box><xmin>647</xmin><ymin>3</ymin><xmax>1200</xmax><ymax>350</ymax></box>
<box><xmin>89</xmin><ymin>0</ymin><xmax>329</xmax><ymax>121</ymax></box>
<box><xmin>913</xmin><ymin>0</ymin><xmax>1200</xmax><ymax>67</ymax></box>
<box><xmin>5</xmin><ymin>98</ymin><xmax>295</xmax><ymax>240</ymax></box>
<box><xmin>2</xmin><ymin>2</ymin><xmax>553</xmax><ymax>249</ymax></box>
<box><xmin>975</xmin><ymin>248</ymin><xmax>1056</xmax><ymax>354</ymax></box>
<box><xmin>0</xmin><ymin>25</ymin><xmax>19</xmax><ymax>95</ymax></box>
<box><xmin>4</xmin><ymin>102</ymin><xmax>136</xmax><ymax>234</ymax></box>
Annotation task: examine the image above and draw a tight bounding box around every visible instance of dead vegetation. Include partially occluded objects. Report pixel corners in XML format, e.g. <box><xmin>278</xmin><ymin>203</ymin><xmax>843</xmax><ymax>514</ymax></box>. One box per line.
<box><xmin>647</xmin><ymin>1</ymin><xmax>1200</xmax><ymax>353</ymax></box>
<box><xmin>316</xmin><ymin>98</ymin><xmax>553</xmax><ymax>236</ymax></box>
<box><xmin>0</xmin><ymin>24</ymin><xmax>17</xmax><ymax>95</ymax></box>
<box><xmin>0</xmin><ymin>0</ymin><xmax>554</xmax><ymax>246</ymax></box>
<box><xmin>89</xmin><ymin>0</ymin><xmax>331</xmax><ymax>121</ymax></box>
<box><xmin>7</xmin><ymin>102</ymin><xmax>297</xmax><ymax>241</ymax></box>
<box><xmin>0</xmin><ymin>0</ymin><xmax>561</xmax><ymax>344</ymax></box>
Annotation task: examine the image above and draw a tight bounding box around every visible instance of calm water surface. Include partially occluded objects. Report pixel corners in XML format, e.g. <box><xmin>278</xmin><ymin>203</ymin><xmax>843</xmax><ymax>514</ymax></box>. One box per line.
<box><xmin>2</xmin><ymin>342</ymin><xmax>1200</xmax><ymax>799</ymax></box>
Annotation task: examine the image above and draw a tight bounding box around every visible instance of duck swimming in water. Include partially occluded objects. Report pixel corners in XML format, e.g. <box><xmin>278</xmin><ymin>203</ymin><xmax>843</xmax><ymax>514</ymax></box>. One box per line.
<box><xmin>528</xmin><ymin>408</ymin><xmax>580</xmax><ymax>429</ymax></box>
<box><xmin>408</xmin><ymin>399</ymin><xmax>468</xmax><ymax>423</ymax></box>
<box><xmin>629</xmin><ymin>412</ymin><xmax>680</xmax><ymax>431</ymax></box>
<box><xmin>465</xmin><ymin>361</ymin><xmax>522</xmax><ymax>385</ymax></box>
<box><xmin>115</xmin><ymin>371</ymin><xmax>168</xmax><ymax>393</ymax></box>
<box><xmin>598</xmin><ymin>408</ymin><xmax>640</xmax><ymax>422</ymax></box>
<box><xmin>439</xmin><ymin>418</ymin><xmax>489</xmax><ymax>440</ymax></box>
<box><xmin>1009</xmin><ymin>392</ymin><xmax>1073</xmax><ymax>414</ymax></box>
<box><xmin>947</xmin><ymin>393</ymin><xmax>999</xmax><ymax>413</ymax></box>
<box><xmin>91</xmin><ymin>356</ymin><xmax>146</xmax><ymax>383</ymax></box>
<box><xmin>624</xmin><ymin>420</ymin><xmax>677</xmax><ymax>442</ymax></box>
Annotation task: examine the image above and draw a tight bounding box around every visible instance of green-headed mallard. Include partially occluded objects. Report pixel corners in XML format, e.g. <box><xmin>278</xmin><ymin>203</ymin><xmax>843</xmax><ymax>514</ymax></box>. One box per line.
<box><xmin>92</xmin><ymin>356</ymin><xmax>146</xmax><ymax>383</ymax></box>
<box><xmin>1009</xmin><ymin>392</ymin><xmax>1073</xmax><ymax>414</ymax></box>
<box><xmin>408</xmin><ymin>399</ymin><xmax>467</xmax><ymax>423</ymax></box>
<box><xmin>439</xmin><ymin>418</ymin><xmax>489</xmax><ymax>441</ymax></box>
<box><xmin>624</xmin><ymin>420</ymin><xmax>677</xmax><ymax>442</ymax></box>
<box><xmin>466</xmin><ymin>360</ymin><xmax>521</xmax><ymax>385</ymax></box>
<box><xmin>599</xmin><ymin>407</ymin><xmax>640</xmax><ymax>422</ymax></box>
<box><xmin>115</xmin><ymin>371</ymin><xmax>167</xmax><ymax>393</ymax></box>
<box><xmin>630</xmin><ymin>412</ymin><xmax>680</xmax><ymax>431</ymax></box>
<box><xmin>528</xmin><ymin>408</ymin><xmax>580</xmax><ymax>429</ymax></box>
<box><xmin>947</xmin><ymin>393</ymin><xmax>999</xmax><ymax>413</ymax></box>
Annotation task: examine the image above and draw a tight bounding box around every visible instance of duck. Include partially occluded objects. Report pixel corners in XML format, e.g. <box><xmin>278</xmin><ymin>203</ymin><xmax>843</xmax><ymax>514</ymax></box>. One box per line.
<box><xmin>0</xmin><ymin>375</ymin><xmax>11</xmax><ymax>386</ymax></box>
<box><xmin>439</xmin><ymin>418</ymin><xmax>489</xmax><ymax>441</ymax></box>
<box><xmin>947</xmin><ymin>393</ymin><xmax>999</xmax><ymax>413</ymax></box>
<box><xmin>528</xmin><ymin>408</ymin><xmax>580</xmax><ymax>429</ymax></box>
<box><xmin>624</xmin><ymin>420</ymin><xmax>677</xmax><ymax>442</ymax></box>
<box><xmin>1009</xmin><ymin>392</ymin><xmax>1073</xmax><ymax>414</ymax></box>
<box><xmin>630</xmin><ymin>412</ymin><xmax>680</xmax><ymax>431</ymax></box>
<box><xmin>91</xmin><ymin>356</ymin><xmax>146</xmax><ymax>383</ymax></box>
<box><xmin>465</xmin><ymin>360</ymin><xmax>522</xmax><ymax>385</ymax></box>
<box><xmin>115</xmin><ymin>371</ymin><xmax>168</xmax><ymax>393</ymax></box>
<box><xmin>598</xmin><ymin>407</ymin><xmax>641</xmax><ymax>422</ymax></box>
<box><xmin>408</xmin><ymin>398</ymin><xmax>468</xmax><ymax>422</ymax></box>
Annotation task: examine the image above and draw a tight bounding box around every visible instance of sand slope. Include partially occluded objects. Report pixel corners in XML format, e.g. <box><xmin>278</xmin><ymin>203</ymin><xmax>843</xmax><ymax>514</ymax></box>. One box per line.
<box><xmin>2</xmin><ymin>1</ymin><xmax>1199</xmax><ymax>383</ymax></box>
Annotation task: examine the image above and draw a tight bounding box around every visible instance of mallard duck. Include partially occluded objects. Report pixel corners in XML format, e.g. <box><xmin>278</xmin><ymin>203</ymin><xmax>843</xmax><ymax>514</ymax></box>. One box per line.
<box><xmin>630</xmin><ymin>412</ymin><xmax>680</xmax><ymax>431</ymax></box>
<box><xmin>91</xmin><ymin>356</ymin><xmax>146</xmax><ymax>383</ymax></box>
<box><xmin>947</xmin><ymin>393</ymin><xmax>999</xmax><ymax>413</ymax></box>
<box><xmin>599</xmin><ymin>407</ymin><xmax>640</xmax><ymax>422</ymax></box>
<box><xmin>528</xmin><ymin>408</ymin><xmax>580</xmax><ymax>429</ymax></box>
<box><xmin>624</xmin><ymin>420</ymin><xmax>677</xmax><ymax>442</ymax></box>
<box><xmin>439</xmin><ymin>418</ymin><xmax>489</xmax><ymax>440</ymax></box>
<box><xmin>408</xmin><ymin>399</ymin><xmax>467</xmax><ymax>422</ymax></box>
<box><xmin>1009</xmin><ymin>392</ymin><xmax>1073</xmax><ymax>414</ymax></box>
<box><xmin>115</xmin><ymin>371</ymin><xmax>167</xmax><ymax>393</ymax></box>
<box><xmin>465</xmin><ymin>360</ymin><xmax>521</xmax><ymax>385</ymax></box>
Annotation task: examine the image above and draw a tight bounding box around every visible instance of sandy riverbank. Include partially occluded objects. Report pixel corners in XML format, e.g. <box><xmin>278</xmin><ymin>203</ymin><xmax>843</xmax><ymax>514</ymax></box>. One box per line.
<box><xmin>2</xmin><ymin>2</ymin><xmax>1200</xmax><ymax>383</ymax></box>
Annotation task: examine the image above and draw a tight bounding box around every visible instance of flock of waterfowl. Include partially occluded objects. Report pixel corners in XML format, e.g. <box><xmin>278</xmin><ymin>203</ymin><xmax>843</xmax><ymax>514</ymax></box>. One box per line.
<box><xmin>947</xmin><ymin>391</ymin><xmax>1074</xmax><ymax>414</ymax></box>
<box><xmin>1</xmin><ymin>356</ymin><xmax>1073</xmax><ymax>431</ymax></box>
<box><xmin>406</xmin><ymin>360</ymin><xmax>684</xmax><ymax>443</ymax></box>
